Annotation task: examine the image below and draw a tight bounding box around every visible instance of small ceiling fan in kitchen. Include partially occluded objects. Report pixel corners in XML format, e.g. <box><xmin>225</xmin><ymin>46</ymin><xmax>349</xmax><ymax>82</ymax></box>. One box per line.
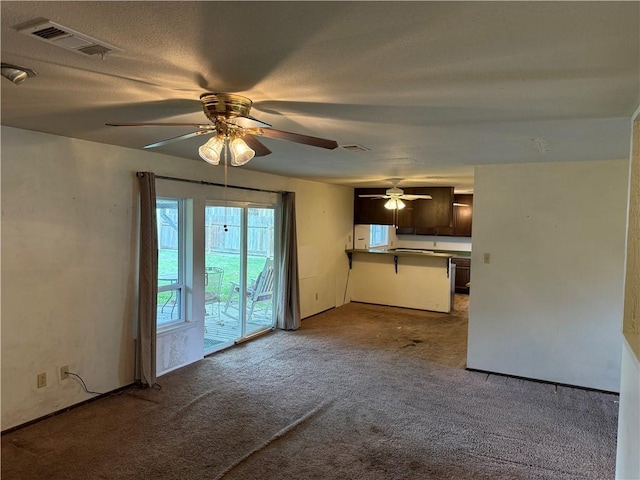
<box><xmin>358</xmin><ymin>179</ymin><xmax>432</xmax><ymax>210</ymax></box>
<box><xmin>106</xmin><ymin>93</ymin><xmax>339</xmax><ymax>166</ymax></box>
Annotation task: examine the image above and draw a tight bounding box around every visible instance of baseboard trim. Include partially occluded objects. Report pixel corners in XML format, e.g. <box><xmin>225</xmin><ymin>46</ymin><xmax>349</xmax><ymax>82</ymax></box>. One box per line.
<box><xmin>466</xmin><ymin>368</ymin><xmax>619</xmax><ymax>395</ymax></box>
<box><xmin>349</xmin><ymin>301</ymin><xmax>451</xmax><ymax>314</ymax></box>
<box><xmin>302</xmin><ymin>306</ymin><xmax>336</xmax><ymax>321</ymax></box>
<box><xmin>1</xmin><ymin>383</ymin><xmax>136</xmax><ymax>435</ymax></box>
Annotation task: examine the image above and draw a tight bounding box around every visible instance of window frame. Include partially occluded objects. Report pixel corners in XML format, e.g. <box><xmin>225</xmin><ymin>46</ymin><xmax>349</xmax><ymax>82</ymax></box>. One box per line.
<box><xmin>369</xmin><ymin>224</ymin><xmax>390</xmax><ymax>248</ymax></box>
<box><xmin>157</xmin><ymin>197</ymin><xmax>187</xmax><ymax>329</ymax></box>
<box><xmin>204</xmin><ymin>200</ymin><xmax>279</xmax><ymax>338</ymax></box>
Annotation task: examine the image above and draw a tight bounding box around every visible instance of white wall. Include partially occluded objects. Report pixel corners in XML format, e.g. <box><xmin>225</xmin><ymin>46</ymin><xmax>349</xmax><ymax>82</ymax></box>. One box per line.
<box><xmin>616</xmin><ymin>338</ymin><xmax>640</xmax><ymax>479</ymax></box>
<box><xmin>0</xmin><ymin>126</ymin><xmax>353</xmax><ymax>430</ymax></box>
<box><xmin>292</xmin><ymin>178</ymin><xmax>354</xmax><ymax>317</ymax></box>
<box><xmin>468</xmin><ymin>159</ymin><xmax>629</xmax><ymax>392</ymax></box>
<box><xmin>350</xmin><ymin>253</ymin><xmax>454</xmax><ymax>312</ymax></box>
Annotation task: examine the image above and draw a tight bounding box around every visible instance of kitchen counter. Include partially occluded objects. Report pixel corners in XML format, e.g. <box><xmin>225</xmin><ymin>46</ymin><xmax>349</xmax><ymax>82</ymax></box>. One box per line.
<box><xmin>346</xmin><ymin>248</ymin><xmax>456</xmax><ymax>313</ymax></box>
<box><xmin>346</xmin><ymin>248</ymin><xmax>470</xmax><ymax>258</ymax></box>
<box><xmin>436</xmin><ymin>250</ymin><xmax>471</xmax><ymax>259</ymax></box>
<box><xmin>346</xmin><ymin>248</ymin><xmax>455</xmax><ymax>258</ymax></box>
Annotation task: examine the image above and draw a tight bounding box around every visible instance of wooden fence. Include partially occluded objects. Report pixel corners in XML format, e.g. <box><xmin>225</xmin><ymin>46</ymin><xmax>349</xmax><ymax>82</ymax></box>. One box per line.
<box><xmin>158</xmin><ymin>205</ymin><xmax>274</xmax><ymax>256</ymax></box>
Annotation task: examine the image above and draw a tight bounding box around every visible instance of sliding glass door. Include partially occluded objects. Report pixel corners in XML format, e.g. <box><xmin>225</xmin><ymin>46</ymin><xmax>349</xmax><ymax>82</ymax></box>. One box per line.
<box><xmin>245</xmin><ymin>208</ymin><xmax>276</xmax><ymax>336</ymax></box>
<box><xmin>204</xmin><ymin>203</ymin><xmax>276</xmax><ymax>353</ymax></box>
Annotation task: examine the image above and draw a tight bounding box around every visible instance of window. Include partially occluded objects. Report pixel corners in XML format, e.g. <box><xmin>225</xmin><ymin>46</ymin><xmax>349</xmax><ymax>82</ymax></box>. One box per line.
<box><xmin>156</xmin><ymin>198</ymin><xmax>185</xmax><ymax>327</ymax></box>
<box><xmin>370</xmin><ymin>224</ymin><xmax>389</xmax><ymax>248</ymax></box>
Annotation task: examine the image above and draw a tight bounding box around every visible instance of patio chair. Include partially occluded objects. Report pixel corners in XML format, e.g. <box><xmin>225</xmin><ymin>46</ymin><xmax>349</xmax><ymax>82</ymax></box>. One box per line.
<box><xmin>205</xmin><ymin>266</ymin><xmax>223</xmax><ymax>320</ymax></box>
<box><xmin>224</xmin><ymin>258</ymin><xmax>274</xmax><ymax>321</ymax></box>
<box><xmin>158</xmin><ymin>276</ymin><xmax>179</xmax><ymax>319</ymax></box>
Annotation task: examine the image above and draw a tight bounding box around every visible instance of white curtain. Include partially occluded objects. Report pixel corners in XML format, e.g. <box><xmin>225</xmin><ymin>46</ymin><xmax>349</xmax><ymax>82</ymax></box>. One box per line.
<box><xmin>137</xmin><ymin>172</ymin><xmax>158</xmax><ymax>386</ymax></box>
<box><xmin>276</xmin><ymin>192</ymin><xmax>301</xmax><ymax>330</ymax></box>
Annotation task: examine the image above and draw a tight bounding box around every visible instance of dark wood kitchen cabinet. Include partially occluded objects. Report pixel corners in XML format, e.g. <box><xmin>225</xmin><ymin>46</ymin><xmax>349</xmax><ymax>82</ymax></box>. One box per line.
<box><xmin>396</xmin><ymin>187</ymin><xmax>455</xmax><ymax>235</ymax></box>
<box><xmin>354</xmin><ymin>187</ymin><xmax>455</xmax><ymax>233</ymax></box>
<box><xmin>453</xmin><ymin>194</ymin><xmax>473</xmax><ymax>237</ymax></box>
<box><xmin>452</xmin><ymin>257</ymin><xmax>471</xmax><ymax>294</ymax></box>
<box><xmin>438</xmin><ymin>194</ymin><xmax>473</xmax><ymax>237</ymax></box>
<box><xmin>353</xmin><ymin>188</ymin><xmax>394</xmax><ymax>225</ymax></box>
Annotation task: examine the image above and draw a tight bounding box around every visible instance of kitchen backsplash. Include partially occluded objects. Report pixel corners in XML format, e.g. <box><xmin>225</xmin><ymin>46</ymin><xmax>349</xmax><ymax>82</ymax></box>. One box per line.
<box><xmin>353</xmin><ymin>224</ymin><xmax>472</xmax><ymax>252</ymax></box>
<box><xmin>395</xmin><ymin>234</ymin><xmax>472</xmax><ymax>252</ymax></box>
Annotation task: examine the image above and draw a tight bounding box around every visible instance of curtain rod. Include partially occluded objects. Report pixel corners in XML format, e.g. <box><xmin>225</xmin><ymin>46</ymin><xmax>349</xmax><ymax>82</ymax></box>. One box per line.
<box><xmin>136</xmin><ymin>172</ymin><xmax>289</xmax><ymax>195</ymax></box>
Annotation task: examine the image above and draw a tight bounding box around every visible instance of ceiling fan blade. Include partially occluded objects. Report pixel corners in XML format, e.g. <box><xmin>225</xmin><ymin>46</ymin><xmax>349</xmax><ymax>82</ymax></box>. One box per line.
<box><xmin>144</xmin><ymin>129</ymin><xmax>215</xmax><ymax>149</ymax></box>
<box><xmin>247</xmin><ymin>128</ymin><xmax>338</xmax><ymax>150</ymax></box>
<box><xmin>358</xmin><ymin>194</ymin><xmax>389</xmax><ymax>199</ymax></box>
<box><xmin>226</xmin><ymin>115</ymin><xmax>272</xmax><ymax>128</ymax></box>
<box><xmin>107</xmin><ymin>122</ymin><xmax>214</xmax><ymax>128</ymax></box>
<box><xmin>242</xmin><ymin>135</ymin><xmax>272</xmax><ymax>157</ymax></box>
<box><xmin>400</xmin><ymin>194</ymin><xmax>433</xmax><ymax>200</ymax></box>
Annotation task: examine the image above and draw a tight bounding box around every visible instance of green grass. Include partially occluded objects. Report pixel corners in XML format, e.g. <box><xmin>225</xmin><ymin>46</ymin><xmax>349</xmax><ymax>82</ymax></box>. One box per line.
<box><xmin>204</xmin><ymin>252</ymin><xmax>267</xmax><ymax>299</ymax></box>
<box><xmin>158</xmin><ymin>250</ymin><xmax>269</xmax><ymax>302</ymax></box>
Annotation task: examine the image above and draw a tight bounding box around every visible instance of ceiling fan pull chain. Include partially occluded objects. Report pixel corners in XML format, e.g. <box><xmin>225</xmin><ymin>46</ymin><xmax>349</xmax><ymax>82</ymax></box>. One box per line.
<box><xmin>223</xmin><ymin>139</ymin><xmax>229</xmax><ymax>232</ymax></box>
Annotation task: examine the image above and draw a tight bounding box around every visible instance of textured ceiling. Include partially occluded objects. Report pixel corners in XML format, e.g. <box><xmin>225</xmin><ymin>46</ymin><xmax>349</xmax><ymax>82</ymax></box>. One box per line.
<box><xmin>1</xmin><ymin>1</ymin><xmax>639</xmax><ymax>192</ymax></box>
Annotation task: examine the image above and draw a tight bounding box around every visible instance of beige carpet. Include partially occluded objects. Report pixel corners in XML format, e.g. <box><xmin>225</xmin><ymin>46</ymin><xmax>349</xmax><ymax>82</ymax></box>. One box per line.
<box><xmin>1</xmin><ymin>296</ymin><xmax>618</xmax><ymax>479</ymax></box>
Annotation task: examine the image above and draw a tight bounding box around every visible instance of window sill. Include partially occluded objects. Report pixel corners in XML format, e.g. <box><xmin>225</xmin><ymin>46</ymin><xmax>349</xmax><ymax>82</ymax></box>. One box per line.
<box><xmin>157</xmin><ymin>320</ymin><xmax>196</xmax><ymax>336</ymax></box>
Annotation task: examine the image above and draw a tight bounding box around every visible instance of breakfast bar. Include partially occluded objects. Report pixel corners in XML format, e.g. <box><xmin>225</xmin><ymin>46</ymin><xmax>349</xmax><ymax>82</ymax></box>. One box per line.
<box><xmin>346</xmin><ymin>248</ymin><xmax>456</xmax><ymax>313</ymax></box>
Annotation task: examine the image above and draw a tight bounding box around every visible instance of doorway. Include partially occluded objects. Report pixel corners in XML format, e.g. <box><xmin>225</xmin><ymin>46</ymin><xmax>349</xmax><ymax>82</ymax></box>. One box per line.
<box><xmin>203</xmin><ymin>203</ymin><xmax>276</xmax><ymax>353</ymax></box>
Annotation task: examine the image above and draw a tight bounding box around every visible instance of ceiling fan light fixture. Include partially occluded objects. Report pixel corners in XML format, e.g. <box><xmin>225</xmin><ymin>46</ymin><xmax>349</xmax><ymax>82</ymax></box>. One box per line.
<box><xmin>198</xmin><ymin>136</ymin><xmax>225</xmax><ymax>165</ymax></box>
<box><xmin>107</xmin><ymin>92</ymin><xmax>337</xmax><ymax>162</ymax></box>
<box><xmin>384</xmin><ymin>198</ymin><xmax>406</xmax><ymax>210</ymax></box>
<box><xmin>229</xmin><ymin>137</ymin><xmax>255</xmax><ymax>166</ymax></box>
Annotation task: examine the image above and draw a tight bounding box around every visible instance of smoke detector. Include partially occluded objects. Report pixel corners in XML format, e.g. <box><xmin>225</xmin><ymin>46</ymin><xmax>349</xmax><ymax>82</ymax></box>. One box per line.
<box><xmin>531</xmin><ymin>136</ymin><xmax>550</xmax><ymax>155</ymax></box>
<box><xmin>16</xmin><ymin>19</ymin><xmax>122</xmax><ymax>57</ymax></box>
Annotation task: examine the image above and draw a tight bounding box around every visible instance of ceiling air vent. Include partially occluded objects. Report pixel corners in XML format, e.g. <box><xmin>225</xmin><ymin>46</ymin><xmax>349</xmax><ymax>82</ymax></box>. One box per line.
<box><xmin>16</xmin><ymin>20</ymin><xmax>122</xmax><ymax>57</ymax></box>
<box><xmin>341</xmin><ymin>144</ymin><xmax>370</xmax><ymax>153</ymax></box>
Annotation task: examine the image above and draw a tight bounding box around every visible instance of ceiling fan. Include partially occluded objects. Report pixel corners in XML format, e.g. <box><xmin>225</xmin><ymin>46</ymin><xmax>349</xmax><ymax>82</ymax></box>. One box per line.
<box><xmin>358</xmin><ymin>179</ymin><xmax>432</xmax><ymax>210</ymax></box>
<box><xmin>106</xmin><ymin>93</ymin><xmax>339</xmax><ymax>166</ymax></box>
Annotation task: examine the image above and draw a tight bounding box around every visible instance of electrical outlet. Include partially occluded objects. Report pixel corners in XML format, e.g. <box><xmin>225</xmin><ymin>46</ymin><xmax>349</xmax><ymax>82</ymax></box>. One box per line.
<box><xmin>348</xmin><ymin>235</ymin><xmax>352</xmax><ymax>242</ymax></box>
<box><xmin>37</xmin><ymin>372</ymin><xmax>47</xmax><ymax>388</ymax></box>
<box><xmin>60</xmin><ymin>365</ymin><xmax>69</xmax><ymax>380</ymax></box>
<box><xmin>315</xmin><ymin>292</ymin><xmax>319</xmax><ymax>301</ymax></box>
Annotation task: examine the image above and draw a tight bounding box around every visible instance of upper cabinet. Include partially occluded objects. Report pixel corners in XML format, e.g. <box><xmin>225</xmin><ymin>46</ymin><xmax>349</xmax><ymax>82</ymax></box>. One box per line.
<box><xmin>353</xmin><ymin>188</ymin><xmax>395</xmax><ymax>225</ymax></box>
<box><xmin>354</xmin><ymin>188</ymin><xmax>473</xmax><ymax>237</ymax></box>
<box><xmin>452</xmin><ymin>194</ymin><xmax>473</xmax><ymax>237</ymax></box>
<box><xmin>436</xmin><ymin>194</ymin><xmax>473</xmax><ymax>237</ymax></box>
<box><xmin>401</xmin><ymin>187</ymin><xmax>454</xmax><ymax>235</ymax></box>
<box><xmin>354</xmin><ymin>187</ymin><xmax>455</xmax><ymax>232</ymax></box>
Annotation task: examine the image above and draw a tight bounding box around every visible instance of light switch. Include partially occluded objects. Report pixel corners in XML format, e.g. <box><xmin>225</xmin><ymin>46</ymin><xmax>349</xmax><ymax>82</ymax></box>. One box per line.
<box><xmin>483</xmin><ymin>253</ymin><xmax>491</xmax><ymax>264</ymax></box>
